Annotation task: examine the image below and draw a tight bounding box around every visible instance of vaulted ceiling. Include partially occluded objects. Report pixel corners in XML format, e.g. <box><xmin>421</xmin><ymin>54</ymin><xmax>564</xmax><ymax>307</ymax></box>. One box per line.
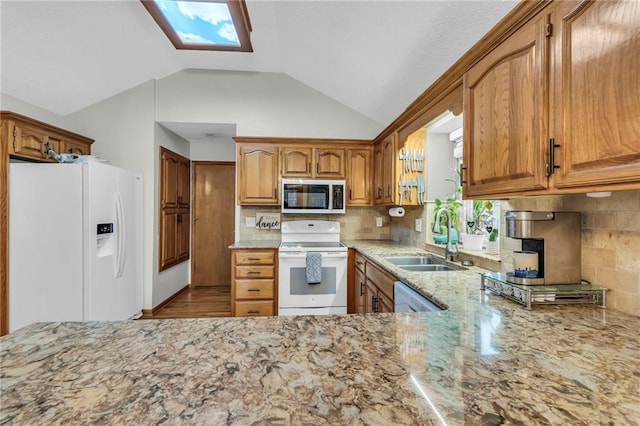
<box><xmin>0</xmin><ymin>0</ymin><xmax>517</xmax><ymax>127</ymax></box>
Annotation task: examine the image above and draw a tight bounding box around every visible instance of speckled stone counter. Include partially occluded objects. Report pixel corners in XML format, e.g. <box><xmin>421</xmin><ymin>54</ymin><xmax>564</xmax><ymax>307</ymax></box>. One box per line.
<box><xmin>228</xmin><ymin>240</ymin><xmax>280</xmax><ymax>249</ymax></box>
<box><xmin>2</xmin><ymin>241</ymin><xmax>639</xmax><ymax>425</ymax></box>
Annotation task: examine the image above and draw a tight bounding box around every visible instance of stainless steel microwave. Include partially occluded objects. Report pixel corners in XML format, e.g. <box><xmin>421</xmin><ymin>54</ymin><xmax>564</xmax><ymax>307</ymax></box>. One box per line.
<box><xmin>281</xmin><ymin>179</ymin><xmax>346</xmax><ymax>214</ymax></box>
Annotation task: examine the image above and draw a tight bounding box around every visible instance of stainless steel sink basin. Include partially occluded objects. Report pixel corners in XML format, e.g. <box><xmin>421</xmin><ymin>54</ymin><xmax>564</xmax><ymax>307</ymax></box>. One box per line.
<box><xmin>398</xmin><ymin>264</ymin><xmax>461</xmax><ymax>272</ymax></box>
<box><xmin>382</xmin><ymin>255</ymin><xmax>466</xmax><ymax>272</ymax></box>
<box><xmin>383</xmin><ymin>255</ymin><xmax>438</xmax><ymax>265</ymax></box>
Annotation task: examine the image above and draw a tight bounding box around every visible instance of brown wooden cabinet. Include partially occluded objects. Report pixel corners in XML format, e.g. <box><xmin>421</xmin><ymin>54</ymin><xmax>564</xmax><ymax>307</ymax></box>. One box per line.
<box><xmin>550</xmin><ymin>0</ymin><xmax>640</xmax><ymax>189</ymax></box>
<box><xmin>463</xmin><ymin>0</ymin><xmax>640</xmax><ymax>197</ymax></box>
<box><xmin>231</xmin><ymin>249</ymin><xmax>277</xmax><ymax>317</ymax></box>
<box><xmin>373</xmin><ymin>134</ymin><xmax>397</xmax><ymax>205</ymax></box>
<box><xmin>237</xmin><ymin>144</ymin><xmax>280</xmax><ymax>205</ymax></box>
<box><xmin>463</xmin><ymin>11</ymin><xmax>550</xmax><ymax>197</ymax></box>
<box><xmin>2</xmin><ymin>111</ymin><xmax>93</xmax><ymax>163</ymax></box>
<box><xmin>159</xmin><ymin>147</ymin><xmax>191</xmax><ymax>271</ymax></box>
<box><xmin>353</xmin><ymin>252</ymin><xmax>367</xmax><ymax>313</ymax></box>
<box><xmin>346</xmin><ymin>147</ymin><xmax>372</xmax><ymax>206</ymax></box>
<box><xmin>362</xmin><ymin>255</ymin><xmax>395</xmax><ymax>314</ymax></box>
<box><xmin>281</xmin><ymin>147</ymin><xmax>313</xmax><ymax>177</ymax></box>
<box><xmin>281</xmin><ymin>146</ymin><xmax>346</xmax><ymax>179</ymax></box>
<box><xmin>315</xmin><ymin>148</ymin><xmax>346</xmax><ymax>178</ymax></box>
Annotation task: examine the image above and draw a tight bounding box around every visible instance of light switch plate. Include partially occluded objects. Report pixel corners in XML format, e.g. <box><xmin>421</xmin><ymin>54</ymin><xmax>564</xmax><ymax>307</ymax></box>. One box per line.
<box><xmin>246</xmin><ymin>217</ymin><xmax>256</xmax><ymax>227</ymax></box>
<box><xmin>376</xmin><ymin>217</ymin><xmax>383</xmax><ymax>227</ymax></box>
<box><xmin>415</xmin><ymin>218</ymin><xmax>422</xmax><ymax>232</ymax></box>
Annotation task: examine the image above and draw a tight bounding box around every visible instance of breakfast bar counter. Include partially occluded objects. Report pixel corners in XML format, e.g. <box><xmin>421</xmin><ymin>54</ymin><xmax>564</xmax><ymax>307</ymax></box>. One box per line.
<box><xmin>2</xmin><ymin>241</ymin><xmax>639</xmax><ymax>424</ymax></box>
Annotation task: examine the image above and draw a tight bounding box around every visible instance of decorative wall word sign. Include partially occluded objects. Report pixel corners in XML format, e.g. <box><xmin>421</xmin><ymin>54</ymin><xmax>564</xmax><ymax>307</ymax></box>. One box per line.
<box><xmin>256</xmin><ymin>213</ymin><xmax>281</xmax><ymax>230</ymax></box>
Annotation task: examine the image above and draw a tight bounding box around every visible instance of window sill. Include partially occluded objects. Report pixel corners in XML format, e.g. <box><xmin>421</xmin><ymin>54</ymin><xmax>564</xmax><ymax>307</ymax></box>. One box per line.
<box><xmin>424</xmin><ymin>242</ymin><xmax>501</xmax><ymax>272</ymax></box>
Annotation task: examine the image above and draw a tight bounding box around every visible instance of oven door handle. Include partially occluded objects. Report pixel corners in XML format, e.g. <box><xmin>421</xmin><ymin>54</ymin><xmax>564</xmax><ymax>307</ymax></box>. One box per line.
<box><xmin>278</xmin><ymin>252</ymin><xmax>347</xmax><ymax>259</ymax></box>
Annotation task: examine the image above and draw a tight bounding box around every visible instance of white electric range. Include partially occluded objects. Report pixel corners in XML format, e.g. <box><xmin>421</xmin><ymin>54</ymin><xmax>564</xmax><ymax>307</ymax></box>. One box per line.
<box><xmin>278</xmin><ymin>220</ymin><xmax>347</xmax><ymax>316</ymax></box>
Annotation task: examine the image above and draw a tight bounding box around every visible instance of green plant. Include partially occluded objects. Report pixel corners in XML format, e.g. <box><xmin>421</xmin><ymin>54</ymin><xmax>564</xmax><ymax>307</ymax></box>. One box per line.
<box><xmin>488</xmin><ymin>228</ymin><xmax>499</xmax><ymax>242</ymax></box>
<box><xmin>432</xmin><ymin>196</ymin><xmax>462</xmax><ymax>232</ymax></box>
<box><xmin>466</xmin><ymin>200</ymin><xmax>493</xmax><ymax>235</ymax></box>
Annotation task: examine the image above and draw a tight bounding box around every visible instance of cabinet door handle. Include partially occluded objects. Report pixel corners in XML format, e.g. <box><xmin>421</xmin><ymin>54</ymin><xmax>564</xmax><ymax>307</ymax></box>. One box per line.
<box><xmin>359</xmin><ymin>281</ymin><xmax>364</xmax><ymax>296</ymax></box>
<box><xmin>387</xmin><ymin>184</ymin><xmax>391</xmax><ymax>197</ymax></box>
<box><xmin>247</xmin><ymin>271</ymin><xmax>260</xmax><ymax>275</ymax></box>
<box><xmin>247</xmin><ymin>288</ymin><xmax>261</xmax><ymax>292</ymax></box>
<box><xmin>459</xmin><ymin>164</ymin><xmax>467</xmax><ymax>184</ymax></box>
<box><xmin>247</xmin><ymin>310</ymin><xmax>260</xmax><ymax>314</ymax></box>
<box><xmin>377</xmin><ymin>187</ymin><xmax>382</xmax><ymax>198</ymax></box>
<box><xmin>546</xmin><ymin>138</ymin><xmax>560</xmax><ymax>176</ymax></box>
<box><xmin>247</xmin><ymin>257</ymin><xmax>260</xmax><ymax>261</ymax></box>
<box><xmin>372</xmin><ymin>296</ymin><xmax>378</xmax><ymax>313</ymax></box>
<box><xmin>274</xmin><ymin>187</ymin><xmax>277</xmax><ymax>198</ymax></box>
<box><xmin>356</xmin><ymin>261</ymin><xmax>364</xmax><ymax>267</ymax></box>
<box><xmin>316</xmin><ymin>162</ymin><xmax>319</xmax><ymax>175</ymax></box>
<box><xmin>349</xmin><ymin>189</ymin><xmax>352</xmax><ymax>200</ymax></box>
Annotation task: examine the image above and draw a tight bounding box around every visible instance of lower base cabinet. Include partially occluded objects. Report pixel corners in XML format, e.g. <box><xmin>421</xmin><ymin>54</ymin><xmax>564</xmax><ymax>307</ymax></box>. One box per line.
<box><xmin>355</xmin><ymin>251</ymin><xmax>395</xmax><ymax>314</ymax></box>
<box><xmin>231</xmin><ymin>249</ymin><xmax>277</xmax><ymax>316</ymax></box>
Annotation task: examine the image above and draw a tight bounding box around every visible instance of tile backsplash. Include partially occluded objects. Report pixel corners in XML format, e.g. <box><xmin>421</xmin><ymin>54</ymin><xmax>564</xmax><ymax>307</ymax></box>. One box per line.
<box><xmin>389</xmin><ymin>191</ymin><xmax>640</xmax><ymax>317</ymax></box>
<box><xmin>503</xmin><ymin>191</ymin><xmax>640</xmax><ymax>317</ymax></box>
<box><xmin>239</xmin><ymin>206</ymin><xmax>392</xmax><ymax>241</ymax></box>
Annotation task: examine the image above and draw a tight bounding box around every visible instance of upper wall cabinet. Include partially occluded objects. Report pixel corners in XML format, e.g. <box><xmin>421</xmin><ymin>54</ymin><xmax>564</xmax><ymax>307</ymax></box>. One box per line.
<box><xmin>346</xmin><ymin>147</ymin><xmax>372</xmax><ymax>206</ymax></box>
<box><xmin>161</xmin><ymin>147</ymin><xmax>190</xmax><ymax>210</ymax></box>
<box><xmin>2</xmin><ymin>111</ymin><xmax>93</xmax><ymax>163</ymax></box>
<box><xmin>462</xmin><ymin>0</ymin><xmax>640</xmax><ymax>198</ymax></box>
<box><xmin>463</xmin><ymin>11</ymin><xmax>550</xmax><ymax>197</ymax></box>
<box><xmin>550</xmin><ymin>0</ymin><xmax>640</xmax><ymax>189</ymax></box>
<box><xmin>237</xmin><ymin>144</ymin><xmax>280</xmax><ymax>205</ymax></box>
<box><xmin>373</xmin><ymin>134</ymin><xmax>397</xmax><ymax>205</ymax></box>
<box><xmin>281</xmin><ymin>147</ymin><xmax>346</xmax><ymax>179</ymax></box>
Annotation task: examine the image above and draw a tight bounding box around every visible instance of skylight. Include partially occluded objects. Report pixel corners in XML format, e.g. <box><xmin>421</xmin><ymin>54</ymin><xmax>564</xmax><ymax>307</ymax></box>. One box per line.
<box><xmin>141</xmin><ymin>0</ymin><xmax>253</xmax><ymax>52</ymax></box>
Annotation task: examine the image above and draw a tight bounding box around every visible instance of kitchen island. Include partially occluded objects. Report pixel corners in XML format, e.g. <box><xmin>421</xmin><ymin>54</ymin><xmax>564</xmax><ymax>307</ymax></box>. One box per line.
<box><xmin>2</xmin><ymin>241</ymin><xmax>639</xmax><ymax>425</ymax></box>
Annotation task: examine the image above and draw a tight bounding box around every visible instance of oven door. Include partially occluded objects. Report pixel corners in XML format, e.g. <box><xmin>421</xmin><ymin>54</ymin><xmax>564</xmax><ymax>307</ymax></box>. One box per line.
<box><xmin>278</xmin><ymin>251</ymin><xmax>347</xmax><ymax>314</ymax></box>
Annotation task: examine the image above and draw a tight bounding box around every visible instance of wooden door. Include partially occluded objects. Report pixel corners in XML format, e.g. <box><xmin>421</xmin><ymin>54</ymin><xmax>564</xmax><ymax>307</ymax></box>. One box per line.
<box><xmin>354</xmin><ymin>268</ymin><xmax>367</xmax><ymax>314</ymax></box>
<box><xmin>281</xmin><ymin>147</ymin><xmax>312</xmax><ymax>177</ymax></box>
<box><xmin>178</xmin><ymin>158</ymin><xmax>190</xmax><ymax>208</ymax></box>
<box><xmin>463</xmin><ymin>11</ymin><xmax>550</xmax><ymax>197</ymax></box>
<box><xmin>365</xmin><ymin>280</ymin><xmax>378</xmax><ymax>313</ymax></box>
<box><xmin>237</xmin><ymin>145</ymin><xmax>279</xmax><ymax>205</ymax></box>
<box><xmin>382</xmin><ymin>136</ymin><xmax>395</xmax><ymax>204</ymax></box>
<box><xmin>315</xmin><ymin>148</ymin><xmax>346</xmax><ymax>178</ymax></box>
<box><xmin>347</xmin><ymin>148</ymin><xmax>372</xmax><ymax>206</ymax></box>
<box><xmin>373</xmin><ymin>142</ymin><xmax>383</xmax><ymax>204</ymax></box>
<box><xmin>551</xmin><ymin>0</ymin><xmax>640</xmax><ymax>188</ymax></box>
<box><xmin>161</xmin><ymin>149</ymin><xmax>179</xmax><ymax>209</ymax></box>
<box><xmin>191</xmin><ymin>162</ymin><xmax>236</xmax><ymax>286</ymax></box>
<box><xmin>11</xmin><ymin>122</ymin><xmax>61</xmax><ymax>162</ymax></box>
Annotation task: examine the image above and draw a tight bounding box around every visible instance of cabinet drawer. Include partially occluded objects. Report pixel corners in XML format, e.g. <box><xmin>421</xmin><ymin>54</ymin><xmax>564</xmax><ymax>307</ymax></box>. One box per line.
<box><xmin>234</xmin><ymin>251</ymin><xmax>275</xmax><ymax>265</ymax></box>
<box><xmin>235</xmin><ymin>279</ymin><xmax>275</xmax><ymax>299</ymax></box>
<box><xmin>234</xmin><ymin>301</ymin><xmax>274</xmax><ymax>317</ymax></box>
<box><xmin>365</xmin><ymin>261</ymin><xmax>395</xmax><ymax>301</ymax></box>
<box><xmin>235</xmin><ymin>265</ymin><xmax>274</xmax><ymax>279</ymax></box>
<box><xmin>355</xmin><ymin>252</ymin><xmax>366</xmax><ymax>273</ymax></box>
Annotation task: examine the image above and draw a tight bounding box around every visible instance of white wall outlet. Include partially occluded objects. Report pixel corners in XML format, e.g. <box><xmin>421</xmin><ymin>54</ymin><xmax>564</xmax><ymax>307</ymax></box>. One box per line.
<box><xmin>415</xmin><ymin>218</ymin><xmax>422</xmax><ymax>232</ymax></box>
<box><xmin>376</xmin><ymin>217</ymin><xmax>383</xmax><ymax>227</ymax></box>
<box><xmin>246</xmin><ymin>217</ymin><xmax>256</xmax><ymax>227</ymax></box>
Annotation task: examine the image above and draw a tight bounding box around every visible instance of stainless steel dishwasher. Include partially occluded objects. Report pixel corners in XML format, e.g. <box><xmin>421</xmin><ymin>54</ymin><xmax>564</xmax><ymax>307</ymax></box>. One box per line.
<box><xmin>394</xmin><ymin>281</ymin><xmax>443</xmax><ymax>312</ymax></box>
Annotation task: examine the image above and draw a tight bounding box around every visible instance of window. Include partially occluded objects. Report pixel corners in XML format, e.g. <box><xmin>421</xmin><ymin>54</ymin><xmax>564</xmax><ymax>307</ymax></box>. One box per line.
<box><xmin>141</xmin><ymin>0</ymin><xmax>253</xmax><ymax>52</ymax></box>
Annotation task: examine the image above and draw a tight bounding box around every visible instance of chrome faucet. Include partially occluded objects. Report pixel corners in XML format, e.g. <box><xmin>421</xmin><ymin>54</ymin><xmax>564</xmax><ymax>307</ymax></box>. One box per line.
<box><xmin>432</xmin><ymin>208</ymin><xmax>459</xmax><ymax>261</ymax></box>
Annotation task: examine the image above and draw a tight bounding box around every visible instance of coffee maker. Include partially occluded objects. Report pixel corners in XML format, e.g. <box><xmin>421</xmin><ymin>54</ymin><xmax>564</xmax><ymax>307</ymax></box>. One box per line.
<box><xmin>505</xmin><ymin>211</ymin><xmax>581</xmax><ymax>285</ymax></box>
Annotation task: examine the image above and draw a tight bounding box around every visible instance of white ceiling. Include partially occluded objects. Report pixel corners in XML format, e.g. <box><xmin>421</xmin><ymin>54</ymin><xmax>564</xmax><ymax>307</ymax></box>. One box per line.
<box><xmin>0</xmin><ymin>0</ymin><xmax>517</xmax><ymax>131</ymax></box>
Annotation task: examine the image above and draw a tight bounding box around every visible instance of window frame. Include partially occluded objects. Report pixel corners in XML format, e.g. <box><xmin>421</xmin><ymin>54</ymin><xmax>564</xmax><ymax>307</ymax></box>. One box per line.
<box><xmin>141</xmin><ymin>0</ymin><xmax>253</xmax><ymax>52</ymax></box>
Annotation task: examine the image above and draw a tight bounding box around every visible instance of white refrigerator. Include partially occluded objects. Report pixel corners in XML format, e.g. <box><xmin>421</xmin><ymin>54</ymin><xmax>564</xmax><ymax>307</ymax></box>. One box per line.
<box><xmin>9</xmin><ymin>162</ymin><xmax>143</xmax><ymax>332</ymax></box>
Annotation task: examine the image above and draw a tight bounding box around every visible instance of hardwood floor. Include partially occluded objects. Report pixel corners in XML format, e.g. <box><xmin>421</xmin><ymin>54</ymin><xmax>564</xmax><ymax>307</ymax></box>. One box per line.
<box><xmin>144</xmin><ymin>286</ymin><xmax>232</xmax><ymax>319</ymax></box>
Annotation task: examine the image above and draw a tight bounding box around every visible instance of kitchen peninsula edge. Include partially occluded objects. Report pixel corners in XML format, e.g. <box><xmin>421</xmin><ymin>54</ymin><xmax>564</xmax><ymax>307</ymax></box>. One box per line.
<box><xmin>1</xmin><ymin>240</ymin><xmax>638</xmax><ymax>424</ymax></box>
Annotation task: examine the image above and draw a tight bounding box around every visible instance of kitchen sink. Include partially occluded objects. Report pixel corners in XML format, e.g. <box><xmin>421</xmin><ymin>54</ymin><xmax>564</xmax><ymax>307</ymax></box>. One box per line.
<box><xmin>383</xmin><ymin>255</ymin><xmax>438</xmax><ymax>265</ymax></box>
<box><xmin>382</xmin><ymin>255</ymin><xmax>466</xmax><ymax>272</ymax></box>
<box><xmin>397</xmin><ymin>264</ymin><xmax>461</xmax><ymax>272</ymax></box>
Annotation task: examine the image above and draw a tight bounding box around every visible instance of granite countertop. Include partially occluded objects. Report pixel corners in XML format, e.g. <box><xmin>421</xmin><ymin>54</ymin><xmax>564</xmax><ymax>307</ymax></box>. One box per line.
<box><xmin>2</xmin><ymin>241</ymin><xmax>639</xmax><ymax>424</ymax></box>
<box><xmin>228</xmin><ymin>240</ymin><xmax>281</xmax><ymax>249</ymax></box>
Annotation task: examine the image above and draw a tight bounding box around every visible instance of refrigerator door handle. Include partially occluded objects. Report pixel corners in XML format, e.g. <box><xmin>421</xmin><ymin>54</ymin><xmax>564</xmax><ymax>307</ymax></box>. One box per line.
<box><xmin>114</xmin><ymin>192</ymin><xmax>126</xmax><ymax>278</ymax></box>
